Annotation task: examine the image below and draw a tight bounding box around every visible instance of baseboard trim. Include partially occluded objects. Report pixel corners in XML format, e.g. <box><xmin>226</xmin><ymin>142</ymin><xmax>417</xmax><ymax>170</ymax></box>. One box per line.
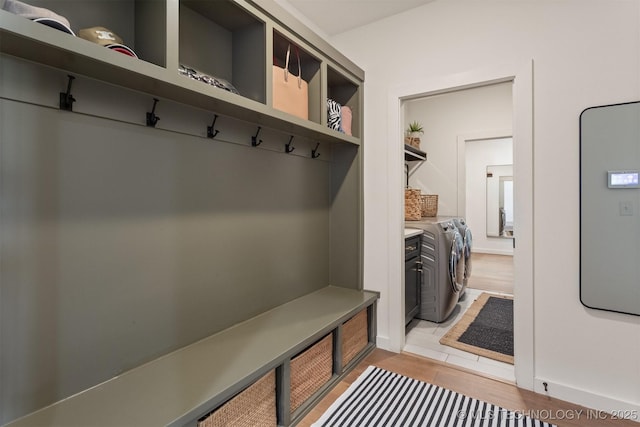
<box><xmin>534</xmin><ymin>378</ymin><xmax>640</xmax><ymax>422</ymax></box>
<box><xmin>473</xmin><ymin>248</ymin><xmax>514</xmax><ymax>256</ymax></box>
<box><xmin>376</xmin><ymin>335</ymin><xmax>391</xmax><ymax>352</ymax></box>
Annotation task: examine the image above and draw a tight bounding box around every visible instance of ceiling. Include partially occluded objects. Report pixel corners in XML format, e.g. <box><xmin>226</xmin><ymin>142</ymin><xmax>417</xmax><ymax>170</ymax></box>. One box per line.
<box><xmin>282</xmin><ymin>0</ymin><xmax>436</xmax><ymax>36</ymax></box>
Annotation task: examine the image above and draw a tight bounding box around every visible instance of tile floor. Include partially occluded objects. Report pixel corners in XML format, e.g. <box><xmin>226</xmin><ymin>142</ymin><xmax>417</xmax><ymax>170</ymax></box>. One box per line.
<box><xmin>403</xmin><ymin>287</ymin><xmax>516</xmax><ymax>383</ymax></box>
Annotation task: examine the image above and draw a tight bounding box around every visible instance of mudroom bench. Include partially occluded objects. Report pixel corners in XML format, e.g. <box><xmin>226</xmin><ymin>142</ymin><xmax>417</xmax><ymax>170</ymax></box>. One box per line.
<box><xmin>5</xmin><ymin>286</ymin><xmax>378</xmax><ymax>427</ymax></box>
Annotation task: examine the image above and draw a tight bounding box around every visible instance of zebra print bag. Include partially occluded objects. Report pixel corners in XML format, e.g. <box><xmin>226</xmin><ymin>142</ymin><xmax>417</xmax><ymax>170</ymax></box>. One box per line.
<box><xmin>327</xmin><ymin>98</ymin><xmax>342</xmax><ymax>132</ymax></box>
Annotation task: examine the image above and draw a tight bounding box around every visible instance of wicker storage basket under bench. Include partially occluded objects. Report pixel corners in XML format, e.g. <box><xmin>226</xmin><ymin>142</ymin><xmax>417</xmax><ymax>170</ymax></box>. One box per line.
<box><xmin>198</xmin><ymin>370</ymin><xmax>277</xmax><ymax>427</ymax></box>
<box><xmin>341</xmin><ymin>308</ymin><xmax>369</xmax><ymax>367</ymax></box>
<box><xmin>290</xmin><ymin>333</ymin><xmax>334</xmax><ymax>414</ymax></box>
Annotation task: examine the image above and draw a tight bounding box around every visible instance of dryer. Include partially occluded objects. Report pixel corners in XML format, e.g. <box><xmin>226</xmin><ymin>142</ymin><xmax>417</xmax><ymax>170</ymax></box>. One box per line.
<box><xmin>452</xmin><ymin>217</ymin><xmax>473</xmax><ymax>299</ymax></box>
<box><xmin>416</xmin><ymin>220</ymin><xmax>464</xmax><ymax>323</ymax></box>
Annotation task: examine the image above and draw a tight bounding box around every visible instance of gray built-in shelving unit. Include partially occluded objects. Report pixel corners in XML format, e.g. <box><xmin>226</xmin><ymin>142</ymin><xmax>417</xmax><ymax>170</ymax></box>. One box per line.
<box><xmin>0</xmin><ymin>0</ymin><xmax>372</xmax><ymax>426</ymax></box>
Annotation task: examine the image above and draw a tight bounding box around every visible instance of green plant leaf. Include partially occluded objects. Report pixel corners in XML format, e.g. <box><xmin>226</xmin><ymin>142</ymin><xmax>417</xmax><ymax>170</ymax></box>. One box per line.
<box><xmin>407</xmin><ymin>121</ymin><xmax>424</xmax><ymax>133</ymax></box>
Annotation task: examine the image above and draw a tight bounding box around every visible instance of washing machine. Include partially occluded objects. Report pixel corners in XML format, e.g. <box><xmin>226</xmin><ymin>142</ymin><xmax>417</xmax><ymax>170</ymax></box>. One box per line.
<box><xmin>416</xmin><ymin>220</ymin><xmax>465</xmax><ymax>323</ymax></box>
<box><xmin>452</xmin><ymin>218</ymin><xmax>473</xmax><ymax>299</ymax></box>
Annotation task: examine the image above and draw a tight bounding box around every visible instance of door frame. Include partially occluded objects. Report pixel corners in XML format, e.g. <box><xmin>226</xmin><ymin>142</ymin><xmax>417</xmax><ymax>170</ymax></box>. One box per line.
<box><xmin>387</xmin><ymin>60</ymin><xmax>534</xmax><ymax>389</ymax></box>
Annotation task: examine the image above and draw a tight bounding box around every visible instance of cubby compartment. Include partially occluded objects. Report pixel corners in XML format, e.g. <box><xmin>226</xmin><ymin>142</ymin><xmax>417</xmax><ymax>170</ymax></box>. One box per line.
<box><xmin>179</xmin><ymin>0</ymin><xmax>266</xmax><ymax>103</ymax></box>
<box><xmin>290</xmin><ymin>333</ymin><xmax>334</xmax><ymax>415</ymax></box>
<box><xmin>327</xmin><ymin>65</ymin><xmax>361</xmax><ymax>138</ymax></box>
<box><xmin>21</xmin><ymin>0</ymin><xmax>166</xmax><ymax>67</ymax></box>
<box><xmin>197</xmin><ymin>370</ymin><xmax>277</xmax><ymax>427</ymax></box>
<box><xmin>272</xmin><ymin>30</ymin><xmax>322</xmax><ymax>124</ymax></box>
<box><xmin>341</xmin><ymin>308</ymin><xmax>369</xmax><ymax>368</ymax></box>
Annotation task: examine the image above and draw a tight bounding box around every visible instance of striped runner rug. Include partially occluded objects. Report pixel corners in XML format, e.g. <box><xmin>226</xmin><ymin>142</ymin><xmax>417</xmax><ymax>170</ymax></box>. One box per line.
<box><xmin>312</xmin><ymin>366</ymin><xmax>556</xmax><ymax>426</ymax></box>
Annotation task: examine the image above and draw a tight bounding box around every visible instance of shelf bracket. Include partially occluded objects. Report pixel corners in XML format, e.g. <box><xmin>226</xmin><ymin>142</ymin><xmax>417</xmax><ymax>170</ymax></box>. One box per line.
<box><xmin>146</xmin><ymin>98</ymin><xmax>160</xmax><ymax>127</ymax></box>
<box><xmin>252</xmin><ymin>126</ymin><xmax>262</xmax><ymax>147</ymax></box>
<box><xmin>59</xmin><ymin>75</ymin><xmax>76</xmax><ymax>111</ymax></box>
<box><xmin>285</xmin><ymin>136</ymin><xmax>295</xmax><ymax>153</ymax></box>
<box><xmin>405</xmin><ymin>160</ymin><xmax>425</xmax><ymax>178</ymax></box>
<box><xmin>207</xmin><ymin>114</ymin><xmax>220</xmax><ymax>139</ymax></box>
<box><xmin>311</xmin><ymin>142</ymin><xmax>321</xmax><ymax>159</ymax></box>
<box><xmin>405</xmin><ymin>163</ymin><xmax>409</xmax><ymax>187</ymax></box>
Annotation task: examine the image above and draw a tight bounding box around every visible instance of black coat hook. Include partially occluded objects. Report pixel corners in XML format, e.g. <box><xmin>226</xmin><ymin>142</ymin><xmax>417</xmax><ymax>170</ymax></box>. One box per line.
<box><xmin>285</xmin><ymin>136</ymin><xmax>295</xmax><ymax>153</ymax></box>
<box><xmin>311</xmin><ymin>142</ymin><xmax>321</xmax><ymax>159</ymax></box>
<box><xmin>146</xmin><ymin>98</ymin><xmax>160</xmax><ymax>127</ymax></box>
<box><xmin>252</xmin><ymin>126</ymin><xmax>262</xmax><ymax>147</ymax></box>
<box><xmin>207</xmin><ymin>114</ymin><xmax>220</xmax><ymax>138</ymax></box>
<box><xmin>59</xmin><ymin>75</ymin><xmax>76</xmax><ymax>111</ymax></box>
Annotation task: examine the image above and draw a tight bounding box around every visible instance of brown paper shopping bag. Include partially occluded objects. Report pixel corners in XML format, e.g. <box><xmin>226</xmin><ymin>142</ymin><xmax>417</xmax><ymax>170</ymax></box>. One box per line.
<box><xmin>273</xmin><ymin>45</ymin><xmax>308</xmax><ymax>120</ymax></box>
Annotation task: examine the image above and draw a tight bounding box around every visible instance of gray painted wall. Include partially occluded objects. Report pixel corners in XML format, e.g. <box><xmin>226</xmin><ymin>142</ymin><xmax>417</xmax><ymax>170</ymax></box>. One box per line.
<box><xmin>0</xmin><ymin>98</ymin><xmax>334</xmax><ymax>423</ymax></box>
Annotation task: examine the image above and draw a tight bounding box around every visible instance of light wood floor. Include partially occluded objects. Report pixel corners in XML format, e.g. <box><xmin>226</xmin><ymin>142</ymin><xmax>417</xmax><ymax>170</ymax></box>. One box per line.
<box><xmin>298</xmin><ymin>349</ymin><xmax>638</xmax><ymax>427</ymax></box>
<box><xmin>299</xmin><ymin>254</ymin><xmax>637</xmax><ymax>427</ymax></box>
<box><xmin>467</xmin><ymin>252</ymin><xmax>514</xmax><ymax>295</ymax></box>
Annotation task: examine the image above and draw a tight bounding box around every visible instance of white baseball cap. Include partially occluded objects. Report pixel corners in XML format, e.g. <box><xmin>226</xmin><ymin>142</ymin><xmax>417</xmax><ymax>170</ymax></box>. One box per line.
<box><xmin>2</xmin><ymin>0</ymin><xmax>75</xmax><ymax>35</ymax></box>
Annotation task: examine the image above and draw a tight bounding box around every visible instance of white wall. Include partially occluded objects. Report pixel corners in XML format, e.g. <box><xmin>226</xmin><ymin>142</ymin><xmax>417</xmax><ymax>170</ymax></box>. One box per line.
<box><xmin>326</xmin><ymin>0</ymin><xmax>640</xmax><ymax>417</ymax></box>
<box><xmin>466</xmin><ymin>138</ymin><xmax>514</xmax><ymax>254</ymax></box>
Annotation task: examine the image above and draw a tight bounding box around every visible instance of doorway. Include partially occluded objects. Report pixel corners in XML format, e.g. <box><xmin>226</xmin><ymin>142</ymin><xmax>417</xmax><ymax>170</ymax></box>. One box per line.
<box><xmin>387</xmin><ymin>60</ymin><xmax>534</xmax><ymax>390</ymax></box>
<box><xmin>402</xmin><ymin>86</ymin><xmax>515</xmax><ymax>381</ymax></box>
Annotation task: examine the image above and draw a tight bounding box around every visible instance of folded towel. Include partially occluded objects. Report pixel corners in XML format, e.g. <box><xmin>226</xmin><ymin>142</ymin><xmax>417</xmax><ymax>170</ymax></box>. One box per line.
<box><xmin>341</xmin><ymin>105</ymin><xmax>352</xmax><ymax>136</ymax></box>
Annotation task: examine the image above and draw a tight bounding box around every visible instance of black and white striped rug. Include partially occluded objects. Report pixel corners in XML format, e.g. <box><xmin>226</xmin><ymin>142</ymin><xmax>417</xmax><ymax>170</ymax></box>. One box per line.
<box><xmin>312</xmin><ymin>366</ymin><xmax>556</xmax><ymax>426</ymax></box>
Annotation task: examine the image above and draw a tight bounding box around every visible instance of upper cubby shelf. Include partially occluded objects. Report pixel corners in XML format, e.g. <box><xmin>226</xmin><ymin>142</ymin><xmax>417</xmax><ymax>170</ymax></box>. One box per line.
<box><xmin>0</xmin><ymin>0</ymin><xmax>364</xmax><ymax>147</ymax></box>
<box><xmin>272</xmin><ymin>30</ymin><xmax>321</xmax><ymax>124</ymax></box>
<box><xmin>179</xmin><ymin>0</ymin><xmax>266</xmax><ymax>104</ymax></box>
<box><xmin>327</xmin><ymin>64</ymin><xmax>361</xmax><ymax>139</ymax></box>
<box><xmin>7</xmin><ymin>0</ymin><xmax>167</xmax><ymax>68</ymax></box>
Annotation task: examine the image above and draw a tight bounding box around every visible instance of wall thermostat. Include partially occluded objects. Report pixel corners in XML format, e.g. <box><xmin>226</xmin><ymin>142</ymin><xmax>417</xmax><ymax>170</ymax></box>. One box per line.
<box><xmin>607</xmin><ymin>170</ymin><xmax>640</xmax><ymax>188</ymax></box>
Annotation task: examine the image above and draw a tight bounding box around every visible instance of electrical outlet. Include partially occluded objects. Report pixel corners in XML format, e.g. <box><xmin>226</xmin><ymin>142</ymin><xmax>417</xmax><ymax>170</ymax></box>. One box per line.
<box><xmin>619</xmin><ymin>201</ymin><xmax>634</xmax><ymax>216</ymax></box>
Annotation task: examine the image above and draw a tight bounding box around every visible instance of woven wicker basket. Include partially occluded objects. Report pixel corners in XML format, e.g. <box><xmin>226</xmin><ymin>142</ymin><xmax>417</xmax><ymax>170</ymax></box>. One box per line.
<box><xmin>198</xmin><ymin>370</ymin><xmax>277</xmax><ymax>427</ymax></box>
<box><xmin>405</xmin><ymin>188</ymin><xmax>422</xmax><ymax>221</ymax></box>
<box><xmin>341</xmin><ymin>309</ymin><xmax>368</xmax><ymax>367</ymax></box>
<box><xmin>421</xmin><ymin>194</ymin><xmax>438</xmax><ymax>217</ymax></box>
<box><xmin>290</xmin><ymin>334</ymin><xmax>333</xmax><ymax>414</ymax></box>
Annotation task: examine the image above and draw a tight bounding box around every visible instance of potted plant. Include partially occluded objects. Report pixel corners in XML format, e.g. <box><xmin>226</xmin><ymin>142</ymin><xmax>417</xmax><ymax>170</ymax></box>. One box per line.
<box><xmin>405</xmin><ymin>121</ymin><xmax>424</xmax><ymax>148</ymax></box>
